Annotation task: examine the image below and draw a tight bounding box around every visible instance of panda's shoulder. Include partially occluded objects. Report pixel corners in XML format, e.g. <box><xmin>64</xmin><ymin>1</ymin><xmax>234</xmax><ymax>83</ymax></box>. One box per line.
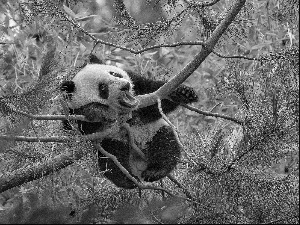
<box><xmin>129</xmin><ymin>118</ymin><xmax>170</xmax><ymax>145</ymax></box>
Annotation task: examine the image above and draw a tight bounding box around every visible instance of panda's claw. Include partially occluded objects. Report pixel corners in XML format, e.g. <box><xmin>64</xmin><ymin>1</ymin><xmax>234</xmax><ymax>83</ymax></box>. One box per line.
<box><xmin>169</xmin><ymin>85</ymin><xmax>198</xmax><ymax>104</ymax></box>
<box><xmin>141</xmin><ymin>168</ymin><xmax>169</xmax><ymax>182</ymax></box>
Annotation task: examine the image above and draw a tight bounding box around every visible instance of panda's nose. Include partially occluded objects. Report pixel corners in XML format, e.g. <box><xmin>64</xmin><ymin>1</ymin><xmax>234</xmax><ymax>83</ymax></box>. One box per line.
<box><xmin>120</xmin><ymin>82</ymin><xmax>130</xmax><ymax>91</ymax></box>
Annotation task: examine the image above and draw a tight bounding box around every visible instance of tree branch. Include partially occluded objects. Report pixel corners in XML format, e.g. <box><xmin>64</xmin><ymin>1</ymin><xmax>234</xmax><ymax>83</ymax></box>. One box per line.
<box><xmin>184</xmin><ymin>0</ymin><xmax>222</xmax><ymax>7</ymax></box>
<box><xmin>167</xmin><ymin>174</ymin><xmax>194</xmax><ymax>200</ymax></box>
<box><xmin>181</xmin><ymin>103</ymin><xmax>244</xmax><ymax>125</ymax></box>
<box><xmin>0</xmin><ymin>144</ymin><xmax>87</xmax><ymax>193</ymax></box>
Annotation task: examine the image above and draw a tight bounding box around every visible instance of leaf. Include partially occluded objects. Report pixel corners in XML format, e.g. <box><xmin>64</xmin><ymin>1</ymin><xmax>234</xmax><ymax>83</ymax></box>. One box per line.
<box><xmin>79</xmin><ymin>43</ymin><xmax>86</xmax><ymax>53</ymax></box>
<box><xmin>63</xmin><ymin>5</ymin><xmax>77</xmax><ymax>19</ymax></box>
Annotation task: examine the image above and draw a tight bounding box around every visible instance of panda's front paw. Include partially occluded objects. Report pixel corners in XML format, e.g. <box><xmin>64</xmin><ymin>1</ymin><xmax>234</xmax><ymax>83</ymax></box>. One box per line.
<box><xmin>141</xmin><ymin>166</ymin><xmax>169</xmax><ymax>182</ymax></box>
<box><xmin>169</xmin><ymin>85</ymin><xmax>198</xmax><ymax>104</ymax></box>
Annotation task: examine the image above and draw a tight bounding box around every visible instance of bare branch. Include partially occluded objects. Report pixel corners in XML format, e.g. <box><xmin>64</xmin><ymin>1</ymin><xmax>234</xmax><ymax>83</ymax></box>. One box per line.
<box><xmin>212</xmin><ymin>50</ymin><xmax>261</xmax><ymax>61</ymax></box>
<box><xmin>130</xmin><ymin>41</ymin><xmax>205</xmax><ymax>54</ymax></box>
<box><xmin>0</xmin><ymin>42</ymin><xmax>15</xmax><ymax>44</ymax></box>
<box><xmin>181</xmin><ymin>103</ymin><xmax>244</xmax><ymax>125</ymax></box>
<box><xmin>0</xmin><ymin>125</ymin><xmax>117</xmax><ymax>143</ymax></box>
<box><xmin>0</xmin><ymin>143</ymin><xmax>88</xmax><ymax>193</ymax></box>
<box><xmin>7</xmin><ymin>107</ymin><xmax>86</xmax><ymax>121</ymax></box>
<box><xmin>184</xmin><ymin>0</ymin><xmax>222</xmax><ymax>8</ymax></box>
<box><xmin>167</xmin><ymin>174</ymin><xmax>195</xmax><ymax>200</ymax></box>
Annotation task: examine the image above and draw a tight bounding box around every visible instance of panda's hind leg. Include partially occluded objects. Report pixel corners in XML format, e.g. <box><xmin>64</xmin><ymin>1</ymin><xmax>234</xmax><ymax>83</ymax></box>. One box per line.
<box><xmin>141</xmin><ymin>126</ymin><xmax>181</xmax><ymax>182</ymax></box>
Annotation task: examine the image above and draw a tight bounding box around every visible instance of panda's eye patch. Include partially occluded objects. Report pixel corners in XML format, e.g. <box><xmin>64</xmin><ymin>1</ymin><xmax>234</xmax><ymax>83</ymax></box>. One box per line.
<box><xmin>109</xmin><ymin>71</ymin><xmax>123</xmax><ymax>78</ymax></box>
<box><xmin>98</xmin><ymin>82</ymin><xmax>109</xmax><ymax>99</ymax></box>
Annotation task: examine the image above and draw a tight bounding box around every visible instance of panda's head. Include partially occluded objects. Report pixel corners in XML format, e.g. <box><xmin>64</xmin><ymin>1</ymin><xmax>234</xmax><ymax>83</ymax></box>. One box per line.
<box><xmin>60</xmin><ymin>64</ymin><xmax>139</xmax><ymax>122</ymax></box>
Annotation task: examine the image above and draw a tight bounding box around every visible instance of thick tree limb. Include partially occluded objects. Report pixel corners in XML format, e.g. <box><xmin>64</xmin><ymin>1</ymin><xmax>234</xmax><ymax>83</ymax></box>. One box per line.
<box><xmin>0</xmin><ymin>146</ymin><xmax>86</xmax><ymax>193</ymax></box>
<box><xmin>0</xmin><ymin>127</ymin><xmax>116</xmax><ymax>193</ymax></box>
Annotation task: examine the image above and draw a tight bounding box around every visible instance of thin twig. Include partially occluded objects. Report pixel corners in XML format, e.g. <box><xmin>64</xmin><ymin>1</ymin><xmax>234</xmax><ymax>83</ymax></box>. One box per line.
<box><xmin>212</xmin><ymin>50</ymin><xmax>261</xmax><ymax>61</ymax></box>
<box><xmin>3</xmin><ymin>105</ymin><xmax>87</xmax><ymax>121</ymax></box>
<box><xmin>209</xmin><ymin>102</ymin><xmax>222</xmax><ymax>112</ymax></box>
<box><xmin>184</xmin><ymin>0</ymin><xmax>222</xmax><ymax>7</ymax></box>
<box><xmin>181</xmin><ymin>103</ymin><xmax>244</xmax><ymax>125</ymax></box>
<box><xmin>0</xmin><ymin>42</ymin><xmax>15</xmax><ymax>44</ymax></box>
<box><xmin>0</xmin><ymin>125</ymin><xmax>117</xmax><ymax>143</ymax></box>
<box><xmin>167</xmin><ymin>174</ymin><xmax>195</xmax><ymax>200</ymax></box>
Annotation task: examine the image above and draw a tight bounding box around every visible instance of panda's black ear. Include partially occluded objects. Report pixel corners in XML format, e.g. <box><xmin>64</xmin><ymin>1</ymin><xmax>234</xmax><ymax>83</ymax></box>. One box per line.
<box><xmin>60</xmin><ymin>80</ymin><xmax>75</xmax><ymax>93</ymax></box>
<box><xmin>88</xmin><ymin>54</ymin><xmax>103</xmax><ymax>64</ymax></box>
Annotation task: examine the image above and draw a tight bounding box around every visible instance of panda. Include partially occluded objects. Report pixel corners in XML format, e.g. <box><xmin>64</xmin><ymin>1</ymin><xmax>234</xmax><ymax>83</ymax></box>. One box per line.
<box><xmin>60</xmin><ymin>56</ymin><xmax>198</xmax><ymax>189</ymax></box>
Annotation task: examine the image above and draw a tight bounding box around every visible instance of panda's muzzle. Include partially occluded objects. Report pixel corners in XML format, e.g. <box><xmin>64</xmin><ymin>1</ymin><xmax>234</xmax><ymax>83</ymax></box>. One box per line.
<box><xmin>119</xmin><ymin>83</ymin><xmax>139</xmax><ymax>108</ymax></box>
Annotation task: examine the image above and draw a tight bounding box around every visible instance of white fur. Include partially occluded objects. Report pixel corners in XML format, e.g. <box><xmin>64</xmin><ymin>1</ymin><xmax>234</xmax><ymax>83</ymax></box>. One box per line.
<box><xmin>130</xmin><ymin>118</ymin><xmax>169</xmax><ymax>149</ymax></box>
<box><xmin>68</xmin><ymin>64</ymin><xmax>133</xmax><ymax>109</ymax></box>
<box><xmin>128</xmin><ymin>119</ymin><xmax>169</xmax><ymax>179</ymax></box>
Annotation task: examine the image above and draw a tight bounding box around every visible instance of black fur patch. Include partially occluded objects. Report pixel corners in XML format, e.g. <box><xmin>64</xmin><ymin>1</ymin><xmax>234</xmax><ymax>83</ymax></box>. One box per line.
<box><xmin>142</xmin><ymin>126</ymin><xmax>181</xmax><ymax>182</ymax></box>
<box><xmin>89</xmin><ymin>54</ymin><xmax>103</xmax><ymax>64</ymax></box>
<box><xmin>60</xmin><ymin>80</ymin><xmax>75</xmax><ymax>93</ymax></box>
<box><xmin>60</xmin><ymin>81</ymin><xmax>75</xmax><ymax>101</ymax></box>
